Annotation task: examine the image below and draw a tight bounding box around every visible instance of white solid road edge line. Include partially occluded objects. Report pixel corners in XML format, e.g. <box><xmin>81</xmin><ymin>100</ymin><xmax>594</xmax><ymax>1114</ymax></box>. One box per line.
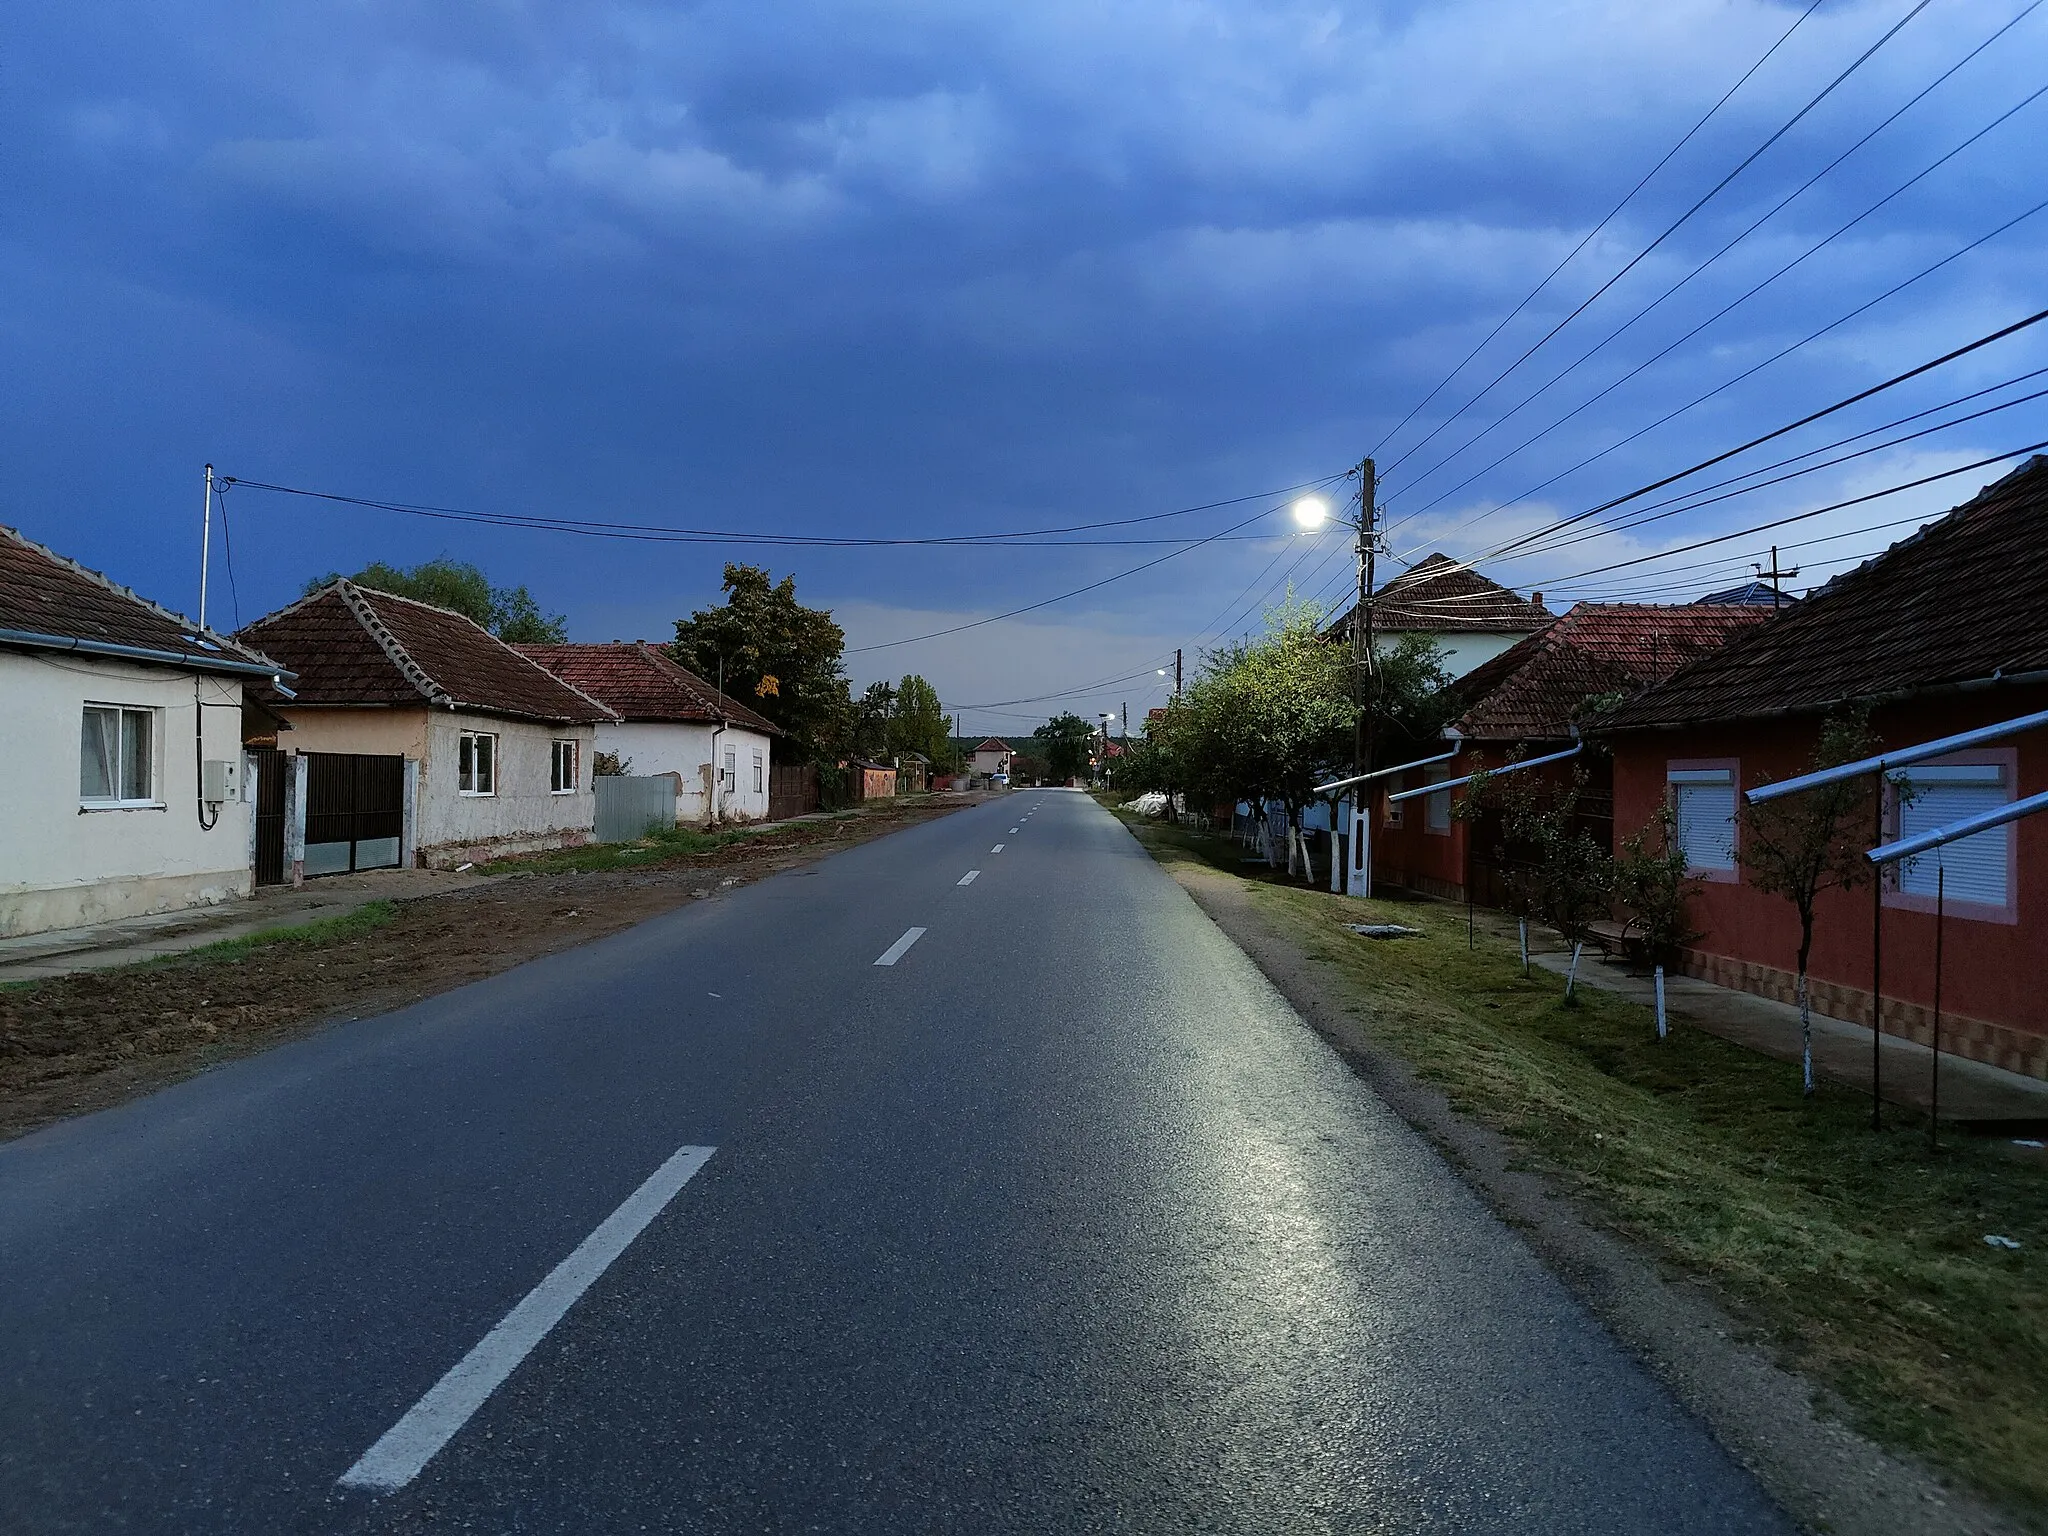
<box><xmin>337</xmin><ymin>1143</ymin><xmax>718</xmax><ymax>1493</ymax></box>
<box><xmin>873</xmin><ymin>927</ymin><xmax>926</xmax><ymax>966</ymax></box>
<box><xmin>957</xmin><ymin>870</ymin><xmax>980</xmax><ymax>885</ymax></box>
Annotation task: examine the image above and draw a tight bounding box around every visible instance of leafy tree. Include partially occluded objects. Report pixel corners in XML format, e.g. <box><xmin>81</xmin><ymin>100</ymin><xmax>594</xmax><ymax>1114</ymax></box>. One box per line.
<box><xmin>1368</xmin><ymin>632</ymin><xmax>1458</xmax><ymax>753</ymax></box>
<box><xmin>888</xmin><ymin>675</ymin><xmax>954</xmax><ymax>766</ymax></box>
<box><xmin>672</xmin><ymin>564</ymin><xmax>851</xmax><ymax>765</ymax></box>
<box><xmin>1742</xmin><ymin>709</ymin><xmax>1878</xmax><ymax>1096</ymax></box>
<box><xmin>1463</xmin><ymin>761</ymin><xmax>1614</xmax><ymax>999</ymax></box>
<box><xmin>1613</xmin><ymin>802</ymin><xmax>1702</xmax><ymax>969</ymax></box>
<box><xmin>308</xmin><ymin>557</ymin><xmax>567</xmax><ymax>643</ymax></box>
<box><xmin>849</xmin><ymin>680</ymin><xmax>897</xmax><ymax>762</ymax></box>
<box><xmin>1035</xmin><ymin>713</ymin><xmax>1098</xmax><ymax>783</ymax></box>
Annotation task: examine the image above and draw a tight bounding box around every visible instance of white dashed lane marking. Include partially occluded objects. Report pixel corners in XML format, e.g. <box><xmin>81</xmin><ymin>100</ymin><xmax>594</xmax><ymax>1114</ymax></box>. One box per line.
<box><xmin>873</xmin><ymin>928</ymin><xmax>927</xmax><ymax>966</ymax></box>
<box><xmin>958</xmin><ymin>870</ymin><xmax>980</xmax><ymax>886</ymax></box>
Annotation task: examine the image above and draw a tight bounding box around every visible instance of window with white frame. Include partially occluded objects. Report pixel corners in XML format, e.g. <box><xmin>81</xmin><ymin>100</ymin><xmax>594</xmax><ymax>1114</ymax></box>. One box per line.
<box><xmin>723</xmin><ymin>748</ymin><xmax>736</xmax><ymax>785</ymax></box>
<box><xmin>1424</xmin><ymin>771</ymin><xmax>1452</xmax><ymax>834</ymax></box>
<box><xmin>752</xmin><ymin>750</ymin><xmax>764</xmax><ymax>794</ymax></box>
<box><xmin>458</xmin><ymin>730</ymin><xmax>498</xmax><ymax>795</ymax></box>
<box><xmin>1893</xmin><ymin>762</ymin><xmax>2010</xmax><ymax>908</ymax></box>
<box><xmin>1669</xmin><ymin>765</ymin><xmax>1737</xmax><ymax>872</ymax></box>
<box><xmin>80</xmin><ymin>705</ymin><xmax>155</xmax><ymax>805</ymax></box>
<box><xmin>550</xmin><ymin>739</ymin><xmax>578</xmax><ymax>794</ymax></box>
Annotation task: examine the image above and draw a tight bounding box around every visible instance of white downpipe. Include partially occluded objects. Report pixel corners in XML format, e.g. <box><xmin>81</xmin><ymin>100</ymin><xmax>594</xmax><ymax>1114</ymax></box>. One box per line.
<box><xmin>1565</xmin><ymin>941</ymin><xmax>1583</xmax><ymax>1001</ymax></box>
<box><xmin>1654</xmin><ymin>965</ymin><xmax>1667</xmax><ymax>1040</ymax></box>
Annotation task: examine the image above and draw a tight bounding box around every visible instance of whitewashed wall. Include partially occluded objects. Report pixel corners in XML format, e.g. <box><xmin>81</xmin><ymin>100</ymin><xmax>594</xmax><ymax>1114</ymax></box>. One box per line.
<box><xmin>1374</xmin><ymin>631</ymin><xmax>1525</xmax><ymax>680</ymax></box>
<box><xmin>595</xmin><ymin>720</ymin><xmax>773</xmax><ymax>823</ymax></box>
<box><xmin>0</xmin><ymin>650</ymin><xmax>252</xmax><ymax>936</ymax></box>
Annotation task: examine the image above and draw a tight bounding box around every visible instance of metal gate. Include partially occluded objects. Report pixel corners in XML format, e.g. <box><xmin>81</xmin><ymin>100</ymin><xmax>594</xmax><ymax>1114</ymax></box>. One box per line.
<box><xmin>303</xmin><ymin>752</ymin><xmax>405</xmax><ymax>876</ymax></box>
<box><xmin>252</xmin><ymin>747</ymin><xmax>288</xmax><ymax>886</ymax></box>
<box><xmin>594</xmin><ymin>775</ymin><xmax>676</xmax><ymax>842</ymax></box>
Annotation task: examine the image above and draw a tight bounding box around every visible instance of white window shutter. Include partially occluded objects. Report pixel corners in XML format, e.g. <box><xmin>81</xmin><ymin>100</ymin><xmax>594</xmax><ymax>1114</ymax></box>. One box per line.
<box><xmin>1671</xmin><ymin>772</ymin><xmax>1736</xmax><ymax>870</ymax></box>
<box><xmin>1897</xmin><ymin>766</ymin><xmax>2008</xmax><ymax>906</ymax></box>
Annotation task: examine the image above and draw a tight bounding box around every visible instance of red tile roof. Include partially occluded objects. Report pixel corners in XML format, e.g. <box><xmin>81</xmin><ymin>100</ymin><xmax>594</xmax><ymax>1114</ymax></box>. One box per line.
<box><xmin>1600</xmin><ymin>457</ymin><xmax>2048</xmax><ymax>731</ymax></box>
<box><xmin>1333</xmin><ymin>552</ymin><xmax>1551</xmax><ymax>638</ymax></box>
<box><xmin>1</xmin><ymin>524</ymin><xmax>282</xmax><ymax>676</ymax></box>
<box><xmin>970</xmin><ymin>738</ymin><xmax>1012</xmax><ymax>753</ymax></box>
<box><xmin>515</xmin><ymin>642</ymin><xmax>779</xmax><ymax>733</ymax></box>
<box><xmin>239</xmin><ymin>583</ymin><xmax>615</xmax><ymax>724</ymax></box>
<box><xmin>1453</xmin><ymin>604</ymin><xmax>1777</xmax><ymax>742</ymax></box>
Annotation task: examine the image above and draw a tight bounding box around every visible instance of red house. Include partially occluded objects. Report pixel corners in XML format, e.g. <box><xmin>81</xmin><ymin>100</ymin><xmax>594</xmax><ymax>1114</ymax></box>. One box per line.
<box><xmin>1375</xmin><ymin>603</ymin><xmax>1775</xmax><ymax>902</ymax></box>
<box><xmin>1596</xmin><ymin>458</ymin><xmax>2048</xmax><ymax>1081</ymax></box>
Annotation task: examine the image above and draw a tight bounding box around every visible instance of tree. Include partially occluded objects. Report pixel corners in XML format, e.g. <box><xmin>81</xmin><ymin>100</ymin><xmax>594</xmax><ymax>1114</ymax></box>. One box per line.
<box><xmin>1742</xmin><ymin>709</ymin><xmax>1878</xmax><ymax>1096</ymax></box>
<box><xmin>1035</xmin><ymin>713</ymin><xmax>1098</xmax><ymax>783</ymax></box>
<box><xmin>308</xmin><ymin>557</ymin><xmax>567</xmax><ymax>643</ymax></box>
<box><xmin>672</xmin><ymin>564</ymin><xmax>850</xmax><ymax>765</ymax></box>
<box><xmin>889</xmin><ymin>675</ymin><xmax>954</xmax><ymax>766</ymax></box>
<box><xmin>849</xmin><ymin>680</ymin><xmax>897</xmax><ymax>762</ymax></box>
<box><xmin>1463</xmin><ymin>761</ymin><xmax>1614</xmax><ymax>999</ymax></box>
<box><xmin>1613</xmin><ymin>802</ymin><xmax>1702</xmax><ymax>1038</ymax></box>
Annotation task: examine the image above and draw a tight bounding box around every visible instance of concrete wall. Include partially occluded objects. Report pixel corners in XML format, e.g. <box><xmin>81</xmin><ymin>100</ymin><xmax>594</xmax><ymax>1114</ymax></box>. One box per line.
<box><xmin>597</xmin><ymin>720</ymin><xmax>773</xmax><ymax>823</ymax></box>
<box><xmin>0</xmin><ymin>650</ymin><xmax>253</xmax><ymax>937</ymax></box>
<box><xmin>1609</xmin><ymin>686</ymin><xmax>2048</xmax><ymax>1078</ymax></box>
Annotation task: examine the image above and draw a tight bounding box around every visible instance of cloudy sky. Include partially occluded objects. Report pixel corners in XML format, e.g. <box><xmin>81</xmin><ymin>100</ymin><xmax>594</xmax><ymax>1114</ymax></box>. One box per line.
<box><xmin>5</xmin><ymin>0</ymin><xmax>2044</xmax><ymax>733</ymax></box>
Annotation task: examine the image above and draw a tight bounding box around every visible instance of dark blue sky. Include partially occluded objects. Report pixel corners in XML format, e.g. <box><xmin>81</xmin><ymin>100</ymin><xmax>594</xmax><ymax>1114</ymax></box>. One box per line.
<box><xmin>5</xmin><ymin>0</ymin><xmax>2044</xmax><ymax>732</ymax></box>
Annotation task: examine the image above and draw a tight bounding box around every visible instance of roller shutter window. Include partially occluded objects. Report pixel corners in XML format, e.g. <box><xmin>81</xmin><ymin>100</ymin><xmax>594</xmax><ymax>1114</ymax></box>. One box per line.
<box><xmin>1895</xmin><ymin>763</ymin><xmax>2009</xmax><ymax>908</ymax></box>
<box><xmin>1669</xmin><ymin>767</ymin><xmax>1736</xmax><ymax>872</ymax></box>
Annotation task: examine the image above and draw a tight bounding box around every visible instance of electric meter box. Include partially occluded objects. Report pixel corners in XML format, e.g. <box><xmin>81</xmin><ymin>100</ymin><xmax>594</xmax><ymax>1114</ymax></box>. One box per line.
<box><xmin>202</xmin><ymin>759</ymin><xmax>240</xmax><ymax>805</ymax></box>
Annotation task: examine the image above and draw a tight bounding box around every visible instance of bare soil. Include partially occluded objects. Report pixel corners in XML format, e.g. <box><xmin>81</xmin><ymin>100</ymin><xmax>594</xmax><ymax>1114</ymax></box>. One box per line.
<box><xmin>0</xmin><ymin>797</ymin><xmax>976</xmax><ymax>1143</ymax></box>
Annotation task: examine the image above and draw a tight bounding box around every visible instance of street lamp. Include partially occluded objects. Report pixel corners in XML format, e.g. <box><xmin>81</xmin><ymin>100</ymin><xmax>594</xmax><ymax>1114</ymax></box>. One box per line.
<box><xmin>1291</xmin><ymin>465</ymin><xmax>1378</xmax><ymax>897</ymax></box>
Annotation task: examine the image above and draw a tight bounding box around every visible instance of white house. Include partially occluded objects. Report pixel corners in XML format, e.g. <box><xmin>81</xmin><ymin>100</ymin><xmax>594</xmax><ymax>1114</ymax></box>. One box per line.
<box><xmin>1328</xmin><ymin>552</ymin><xmax>1551</xmax><ymax>679</ymax></box>
<box><xmin>239</xmin><ymin>582</ymin><xmax>615</xmax><ymax>871</ymax></box>
<box><xmin>0</xmin><ymin>525</ymin><xmax>291</xmax><ymax>937</ymax></box>
<box><xmin>967</xmin><ymin>738</ymin><xmax>1014</xmax><ymax>778</ymax></box>
<box><xmin>517</xmin><ymin>642</ymin><xmax>779</xmax><ymax>823</ymax></box>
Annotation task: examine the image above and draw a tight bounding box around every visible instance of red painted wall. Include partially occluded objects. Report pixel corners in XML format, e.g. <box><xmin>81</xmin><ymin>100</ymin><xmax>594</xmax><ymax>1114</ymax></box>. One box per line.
<box><xmin>1608</xmin><ymin>686</ymin><xmax>2048</xmax><ymax>1050</ymax></box>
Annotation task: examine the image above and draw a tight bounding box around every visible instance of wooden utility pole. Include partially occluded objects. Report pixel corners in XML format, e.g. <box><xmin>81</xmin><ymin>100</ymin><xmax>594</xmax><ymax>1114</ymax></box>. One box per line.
<box><xmin>1755</xmin><ymin>545</ymin><xmax>1800</xmax><ymax>609</ymax></box>
<box><xmin>1174</xmin><ymin>648</ymin><xmax>1182</xmax><ymax>696</ymax></box>
<box><xmin>1348</xmin><ymin>456</ymin><xmax>1377</xmax><ymax>898</ymax></box>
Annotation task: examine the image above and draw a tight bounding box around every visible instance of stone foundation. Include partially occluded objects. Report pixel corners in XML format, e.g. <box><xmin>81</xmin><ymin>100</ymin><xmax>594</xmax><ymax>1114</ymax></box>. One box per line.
<box><xmin>1679</xmin><ymin>949</ymin><xmax>2048</xmax><ymax>1083</ymax></box>
<box><xmin>419</xmin><ymin>829</ymin><xmax>595</xmax><ymax>869</ymax></box>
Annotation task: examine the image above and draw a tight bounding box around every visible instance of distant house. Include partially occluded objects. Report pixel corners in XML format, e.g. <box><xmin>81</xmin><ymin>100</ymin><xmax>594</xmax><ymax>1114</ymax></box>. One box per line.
<box><xmin>850</xmin><ymin>760</ymin><xmax>898</xmax><ymax>800</ymax></box>
<box><xmin>239</xmin><ymin>582</ymin><xmax>615</xmax><ymax>872</ymax></box>
<box><xmin>0</xmin><ymin>525</ymin><xmax>290</xmax><ymax>936</ymax></box>
<box><xmin>1329</xmin><ymin>552</ymin><xmax>1551</xmax><ymax>679</ymax></box>
<box><xmin>1597</xmin><ymin>458</ymin><xmax>2048</xmax><ymax>1081</ymax></box>
<box><xmin>1697</xmin><ymin>579</ymin><xmax>1800</xmax><ymax>608</ymax></box>
<box><xmin>968</xmin><ymin>738</ymin><xmax>1014</xmax><ymax>778</ymax></box>
<box><xmin>517</xmin><ymin>642</ymin><xmax>779</xmax><ymax>824</ymax></box>
<box><xmin>1375</xmin><ymin>603</ymin><xmax>1775</xmax><ymax>903</ymax></box>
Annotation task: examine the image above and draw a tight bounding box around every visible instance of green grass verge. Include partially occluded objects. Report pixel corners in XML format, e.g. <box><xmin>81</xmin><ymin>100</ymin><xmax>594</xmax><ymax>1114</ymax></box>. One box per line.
<box><xmin>147</xmin><ymin>900</ymin><xmax>402</xmax><ymax>969</ymax></box>
<box><xmin>1123</xmin><ymin>815</ymin><xmax>2048</xmax><ymax>1523</ymax></box>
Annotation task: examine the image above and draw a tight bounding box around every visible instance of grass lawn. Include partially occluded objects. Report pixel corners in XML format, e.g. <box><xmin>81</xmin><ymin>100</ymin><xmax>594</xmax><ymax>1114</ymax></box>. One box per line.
<box><xmin>149</xmin><ymin>899</ymin><xmax>403</xmax><ymax>967</ymax></box>
<box><xmin>1122</xmin><ymin>814</ymin><xmax>2048</xmax><ymax>1524</ymax></box>
<box><xmin>476</xmin><ymin>823</ymin><xmax>769</xmax><ymax>875</ymax></box>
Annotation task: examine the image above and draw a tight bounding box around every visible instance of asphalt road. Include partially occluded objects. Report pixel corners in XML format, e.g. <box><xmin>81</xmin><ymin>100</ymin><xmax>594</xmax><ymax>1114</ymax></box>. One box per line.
<box><xmin>0</xmin><ymin>791</ymin><xmax>1789</xmax><ymax>1533</ymax></box>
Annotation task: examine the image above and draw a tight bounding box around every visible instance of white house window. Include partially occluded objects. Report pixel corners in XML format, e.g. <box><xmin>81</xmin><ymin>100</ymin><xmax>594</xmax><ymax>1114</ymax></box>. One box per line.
<box><xmin>1894</xmin><ymin>762</ymin><xmax>2010</xmax><ymax>908</ymax></box>
<box><xmin>1424</xmin><ymin>770</ymin><xmax>1452</xmax><ymax>834</ymax></box>
<box><xmin>459</xmin><ymin>731</ymin><xmax>498</xmax><ymax>796</ymax></box>
<box><xmin>752</xmin><ymin>751</ymin><xmax>764</xmax><ymax>794</ymax></box>
<box><xmin>550</xmin><ymin>739</ymin><xmax>578</xmax><ymax>794</ymax></box>
<box><xmin>1669</xmin><ymin>765</ymin><xmax>1737</xmax><ymax>872</ymax></box>
<box><xmin>81</xmin><ymin>705</ymin><xmax>155</xmax><ymax>805</ymax></box>
<box><xmin>723</xmin><ymin>748</ymin><xmax>737</xmax><ymax>785</ymax></box>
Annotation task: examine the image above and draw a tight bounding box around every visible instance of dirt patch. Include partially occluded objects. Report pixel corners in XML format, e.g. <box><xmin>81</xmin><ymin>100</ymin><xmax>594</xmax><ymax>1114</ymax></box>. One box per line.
<box><xmin>0</xmin><ymin>797</ymin><xmax>975</xmax><ymax>1143</ymax></box>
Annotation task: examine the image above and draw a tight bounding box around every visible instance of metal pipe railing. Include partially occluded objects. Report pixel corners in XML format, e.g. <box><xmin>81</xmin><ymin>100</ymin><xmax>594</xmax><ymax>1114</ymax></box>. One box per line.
<box><xmin>1385</xmin><ymin>743</ymin><xmax>1581</xmax><ymax>804</ymax></box>
<box><xmin>1746</xmin><ymin>706</ymin><xmax>2048</xmax><ymax>804</ymax></box>
<box><xmin>1313</xmin><ymin>746</ymin><xmax>1459</xmax><ymax>797</ymax></box>
<box><xmin>1865</xmin><ymin>785</ymin><xmax>2048</xmax><ymax>867</ymax></box>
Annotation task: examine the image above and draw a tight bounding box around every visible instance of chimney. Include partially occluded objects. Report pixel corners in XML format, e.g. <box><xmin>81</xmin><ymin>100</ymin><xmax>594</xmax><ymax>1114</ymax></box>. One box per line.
<box><xmin>1531</xmin><ymin>591</ymin><xmax>1544</xmax><ymax>609</ymax></box>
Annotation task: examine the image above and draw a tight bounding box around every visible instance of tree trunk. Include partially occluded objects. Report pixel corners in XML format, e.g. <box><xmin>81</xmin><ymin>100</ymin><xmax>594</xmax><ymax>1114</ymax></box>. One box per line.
<box><xmin>1565</xmin><ymin>940</ymin><xmax>1583</xmax><ymax>1001</ymax></box>
<box><xmin>1798</xmin><ymin>970</ymin><xmax>1815</xmax><ymax>1097</ymax></box>
<box><xmin>1654</xmin><ymin>964</ymin><xmax>1667</xmax><ymax>1040</ymax></box>
<box><xmin>1518</xmin><ymin>919</ymin><xmax>1529</xmax><ymax>978</ymax></box>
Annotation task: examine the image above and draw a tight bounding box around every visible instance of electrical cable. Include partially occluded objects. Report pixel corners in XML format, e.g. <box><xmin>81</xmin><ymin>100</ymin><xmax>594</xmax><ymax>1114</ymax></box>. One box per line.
<box><xmin>1368</xmin><ymin>0</ymin><xmax>1829</xmax><ymax>461</ymax></box>
<box><xmin>1377</xmin><ymin>0</ymin><xmax>1933</xmax><ymax>479</ymax></box>
<box><xmin>1386</xmin><ymin>66</ymin><xmax>2048</xmax><ymax>523</ymax></box>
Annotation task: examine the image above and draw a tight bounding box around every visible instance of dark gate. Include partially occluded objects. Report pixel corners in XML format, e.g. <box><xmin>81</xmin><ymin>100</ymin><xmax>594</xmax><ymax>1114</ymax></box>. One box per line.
<box><xmin>252</xmin><ymin>747</ymin><xmax>288</xmax><ymax>886</ymax></box>
<box><xmin>768</xmin><ymin>763</ymin><xmax>817</xmax><ymax>821</ymax></box>
<box><xmin>303</xmin><ymin>752</ymin><xmax>405</xmax><ymax>876</ymax></box>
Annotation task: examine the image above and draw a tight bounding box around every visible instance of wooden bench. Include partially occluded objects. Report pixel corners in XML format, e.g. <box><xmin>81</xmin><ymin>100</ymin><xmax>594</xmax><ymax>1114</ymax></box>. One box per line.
<box><xmin>1583</xmin><ymin>919</ymin><xmax>1642</xmax><ymax>965</ymax></box>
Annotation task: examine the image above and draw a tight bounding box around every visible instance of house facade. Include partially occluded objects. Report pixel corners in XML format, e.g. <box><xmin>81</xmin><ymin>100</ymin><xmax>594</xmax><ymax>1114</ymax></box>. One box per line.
<box><xmin>1375</xmin><ymin>603</ymin><xmax>1776</xmax><ymax>903</ymax></box>
<box><xmin>240</xmin><ymin>582</ymin><xmax>615</xmax><ymax>871</ymax></box>
<box><xmin>1598</xmin><ymin>459</ymin><xmax>2048</xmax><ymax>1080</ymax></box>
<box><xmin>0</xmin><ymin>526</ymin><xmax>289</xmax><ymax>936</ymax></box>
<box><xmin>968</xmin><ymin>739</ymin><xmax>1013</xmax><ymax>778</ymax></box>
<box><xmin>517</xmin><ymin>642</ymin><xmax>779</xmax><ymax>823</ymax></box>
<box><xmin>1330</xmin><ymin>552</ymin><xmax>1551</xmax><ymax>679</ymax></box>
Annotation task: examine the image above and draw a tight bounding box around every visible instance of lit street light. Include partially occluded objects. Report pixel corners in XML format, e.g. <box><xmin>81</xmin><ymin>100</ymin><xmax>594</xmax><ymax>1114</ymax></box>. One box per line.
<box><xmin>1291</xmin><ymin>495</ymin><xmax>1330</xmax><ymax>531</ymax></box>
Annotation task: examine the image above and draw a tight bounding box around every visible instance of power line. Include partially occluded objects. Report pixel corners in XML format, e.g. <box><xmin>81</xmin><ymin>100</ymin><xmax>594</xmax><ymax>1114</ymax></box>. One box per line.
<box><xmin>1393</xmin><ymin>305</ymin><xmax>2048</xmax><ymax>578</ymax></box>
<box><xmin>1367</xmin><ymin>0</ymin><xmax>1829</xmax><ymax>461</ymax></box>
<box><xmin>1377</xmin><ymin>0</ymin><xmax>1934</xmax><ymax>479</ymax></box>
<box><xmin>1385</xmin><ymin>63</ymin><xmax>2048</xmax><ymax>524</ymax></box>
